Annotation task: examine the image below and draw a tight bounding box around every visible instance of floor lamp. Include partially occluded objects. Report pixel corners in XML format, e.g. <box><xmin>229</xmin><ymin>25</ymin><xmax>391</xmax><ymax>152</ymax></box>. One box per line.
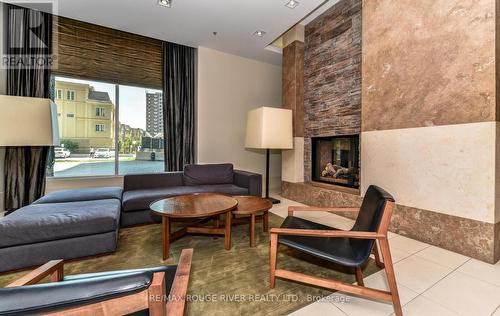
<box><xmin>245</xmin><ymin>107</ymin><xmax>293</xmax><ymax>204</ymax></box>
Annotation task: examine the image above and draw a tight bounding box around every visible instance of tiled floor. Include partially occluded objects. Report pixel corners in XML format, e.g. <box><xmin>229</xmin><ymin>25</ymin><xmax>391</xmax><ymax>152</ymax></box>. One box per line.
<box><xmin>269</xmin><ymin>195</ymin><xmax>500</xmax><ymax>316</ymax></box>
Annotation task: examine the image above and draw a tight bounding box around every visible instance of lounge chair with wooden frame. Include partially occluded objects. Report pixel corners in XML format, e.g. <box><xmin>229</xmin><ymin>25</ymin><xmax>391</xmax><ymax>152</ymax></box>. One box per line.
<box><xmin>0</xmin><ymin>248</ymin><xmax>193</xmax><ymax>316</ymax></box>
<box><xmin>269</xmin><ymin>185</ymin><xmax>402</xmax><ymax>316</ymax></box>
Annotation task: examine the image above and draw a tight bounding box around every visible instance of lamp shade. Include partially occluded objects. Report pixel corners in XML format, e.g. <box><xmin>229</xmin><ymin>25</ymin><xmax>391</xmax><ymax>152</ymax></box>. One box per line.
<box><xmin>0</xmin><ymin>95</ymin><xmax>60</xmax><ymax>146</ymax></box>
<box><xmin>245</xmin><ymin>107</ymin><xmax>293</xmax><ymax>149</ymax></box>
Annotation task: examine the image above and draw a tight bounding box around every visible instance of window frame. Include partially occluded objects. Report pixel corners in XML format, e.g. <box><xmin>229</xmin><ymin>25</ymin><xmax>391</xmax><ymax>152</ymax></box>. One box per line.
<box><xmin>96</xmin><ymin>107</ymin><xmax>106</xmax><ymax>117</ymax></box>
<box><xmin>66</xmin><ymin>90</ymin><xmax>76</xmax><ymax>101</ymax></box>
<box><xmin>95</xmin><ymin>123</ymin><xmax>105</xmax><ymax>132</ymax></box>
<box><xmin>50</xmin><ymin>75</ymin><xmax>165</xmax><ymax>178</ymax></box>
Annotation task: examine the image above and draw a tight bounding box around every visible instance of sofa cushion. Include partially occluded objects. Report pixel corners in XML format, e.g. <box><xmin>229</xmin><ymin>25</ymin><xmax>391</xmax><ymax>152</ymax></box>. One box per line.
<box><xmin>0</xmin><ymin>199</ymin><xmax>121</xmax><ymax>248</ymax></box>
<box><xmin>122</xmin><ymin>184</ymin><xmax>248</xmax><ymax>212</ymax></box>
<box><xmin>191</xmin><ymin>184</ymin><xmax>248</xmax><ymax>196</ymax></box>
<box><xmin>33</xmin><ymin>187</ymin><xmax>123</xmax><ymax>205</ymax></box>
<box><xmin>122</xmin><ymin>187</ymin><xmax>198</xmax><ymax>212</ymax></box>
<box><xmin>183</xmin><ymin>163</ymin><xmax>234</xmax><ymax>185</ymax></box>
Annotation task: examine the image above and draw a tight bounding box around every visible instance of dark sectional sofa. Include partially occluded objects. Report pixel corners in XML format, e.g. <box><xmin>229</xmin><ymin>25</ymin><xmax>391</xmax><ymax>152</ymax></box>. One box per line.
<box><xmin>0</xmin><ymin>164</ymin><xmax>261</xmax><ymax>272</ymax></box>
<box><xmin>122</xmin><ymin>163</ymin><xmax>262</xmax><ymax>226</ymax></box>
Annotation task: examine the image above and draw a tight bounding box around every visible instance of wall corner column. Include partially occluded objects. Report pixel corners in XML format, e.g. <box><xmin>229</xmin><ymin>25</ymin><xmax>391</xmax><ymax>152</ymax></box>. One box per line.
<box><xmin>281</xmin><ymin>25</ymin><xmax>305</xmax><ymax>184</ymax></box>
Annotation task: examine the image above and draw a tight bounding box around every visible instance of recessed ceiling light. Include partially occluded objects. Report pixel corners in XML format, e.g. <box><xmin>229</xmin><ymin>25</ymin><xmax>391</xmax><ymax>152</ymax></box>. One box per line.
<box><xmin>285</xmin><ymin>0</ymin><xmax>299</xmax><ymax>9</ymax></box>
<box><xmin>158</xmin><ymin>0</ymin><xmax>172</xmax><ymax>8</ymax></box>
<box><xmin>253</xmin><ymin>30</ymin><xmax>266</xmax><ymax>37</ymax></box>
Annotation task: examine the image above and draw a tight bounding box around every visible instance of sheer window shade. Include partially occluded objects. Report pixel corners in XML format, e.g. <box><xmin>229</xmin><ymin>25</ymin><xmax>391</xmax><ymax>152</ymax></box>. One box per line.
<box><xmin>52</xmin><ymin>16</ymin><xmax>163</xmax><ymax>89</ymax></box>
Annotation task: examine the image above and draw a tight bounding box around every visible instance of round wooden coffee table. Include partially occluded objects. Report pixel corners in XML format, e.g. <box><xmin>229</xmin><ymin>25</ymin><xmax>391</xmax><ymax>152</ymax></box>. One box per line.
<box><xmin>232</xmin><ymin>196</ymin><xmax>273</xmax><ymax>247</ymax></box>
<box><xmin>150</xmin><ymin>193</ymin><xmax>238</xmax><ymax>260</ymax></box>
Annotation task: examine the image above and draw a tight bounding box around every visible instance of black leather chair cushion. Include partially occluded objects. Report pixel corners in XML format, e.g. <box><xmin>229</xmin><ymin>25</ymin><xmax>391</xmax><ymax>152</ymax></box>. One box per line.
<box><xmin>183</xmin><ymin>163</ymin><xmax>234</xmax><ymax>185</ymax></box>
<box><xmin>0</xmin><ymin>272</ymin><xmax>152</xmax><ymax>315</ymax></box>
<box><xmin>352</xmin><ymin>185</ymin><xmax>394</xmax><ymax>232</ymax></box>
<box><xmin>0</xmin><ymin>266</ymin><xmax>178</xmax><ymax>316</ymax></box>
<box><xmin>278</xmin><ymin>185</ymin><xmax>394</xmax><ymax>268</ymax></box>
<box><xmin>33</xmin><ymin>187</ymin><xmax>123</xmax><ymax>204</ymax></box>
<box><xmin>0</xmin><ymin>199</ymin><xmax>121</xmax><ymax>248</ymax></box>
<box><xmin>63</xmin><ymin>265</ymin><xmax>177</xmax><ymax>296</ymax></box>
<box><xmin>278</xmin><ymin>216</ymin><xmax>374</xmax><ymax>267</ymax></box>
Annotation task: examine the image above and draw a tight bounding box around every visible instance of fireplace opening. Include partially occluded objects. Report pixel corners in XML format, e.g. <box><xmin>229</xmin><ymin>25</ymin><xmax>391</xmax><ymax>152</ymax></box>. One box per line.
<box><xmin>312</xmin><ymin>135</ymin><xmax>360</xmax><ymax>189</ymax></box>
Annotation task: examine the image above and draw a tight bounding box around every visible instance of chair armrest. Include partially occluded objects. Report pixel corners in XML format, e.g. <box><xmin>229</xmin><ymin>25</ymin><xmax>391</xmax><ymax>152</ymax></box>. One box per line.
<box><xmin>123</xmin><ymin>172</ymin><xmax>184</xmax><ymax>191</ymax></box>
<box><xmin>233</xmin><ymin>170</ymin><xmax>262</xmax><ymax>197</ymax></box>
<box><xmin>6</xmin><ymin>260</ymin><xmax>64</xmax><ymax>288</ymax></box>
<box><xmin>288</xmin><ymin>206</ymin><xmax>360</xmax><ymax>216</ymax></box>
<box><xmin>167</xmin><ymin>248</ymin><xmax>194</xmax><ymax>316</ymax></box>
<box><xmin>270</xmin><ymin>228</ymin><xmax>385</xmax><ymax>239</ymax></box>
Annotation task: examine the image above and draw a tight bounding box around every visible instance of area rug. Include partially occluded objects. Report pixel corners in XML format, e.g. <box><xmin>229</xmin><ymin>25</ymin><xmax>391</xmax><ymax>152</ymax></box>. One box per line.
<box><xmin>0</xmin><ymin>214</ymin><xmax>381</xmax><ymax>315</ymax></box>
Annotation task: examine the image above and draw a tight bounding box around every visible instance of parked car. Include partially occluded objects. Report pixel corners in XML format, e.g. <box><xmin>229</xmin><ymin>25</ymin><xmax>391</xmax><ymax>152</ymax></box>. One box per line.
<box><xmin>93</xmin><ymin>148</ymin><xmax>112</xmax><ymax>158</ymax></box>
<box><xmin>54</xmin><ymin>147</ymin><xmax>71</xmax><ymax>159</ymax></box>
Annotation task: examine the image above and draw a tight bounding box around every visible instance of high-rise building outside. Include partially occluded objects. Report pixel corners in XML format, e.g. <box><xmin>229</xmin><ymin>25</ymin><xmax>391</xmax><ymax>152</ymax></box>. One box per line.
<box><xmin>146</xmin><ymin>92</ymin><xmax>163</xmax><ymax>136</ymax></box>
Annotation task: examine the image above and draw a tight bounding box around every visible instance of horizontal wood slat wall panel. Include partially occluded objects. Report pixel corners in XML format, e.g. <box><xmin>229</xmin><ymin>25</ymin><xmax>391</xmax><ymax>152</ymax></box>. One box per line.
<box><xmin>53</xmin><ymin>16</ymin><xmax>163</xmax><ymax>89</ymax></box>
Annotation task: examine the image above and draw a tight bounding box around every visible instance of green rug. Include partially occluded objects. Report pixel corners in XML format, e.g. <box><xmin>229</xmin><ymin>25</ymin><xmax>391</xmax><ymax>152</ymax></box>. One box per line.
<box><xmin>0</xmin><ymin>214</ymin><xmax>381</xmax><ymax>315</ymax></box>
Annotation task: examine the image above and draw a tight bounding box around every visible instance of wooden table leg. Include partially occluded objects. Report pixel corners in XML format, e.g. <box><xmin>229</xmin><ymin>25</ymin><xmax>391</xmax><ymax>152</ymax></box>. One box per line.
<box><xmin>215</xmin><ymin>215</ymin><xmax>220</xmax><ymax>228</ymax></box>
<box><xmin>162</xmin><ymin>217</ymin><xmax>170</xmax><ymax>260</ymax></box>
<box><xmin>224</xmin><ymin>211</ymin><xmax>232</xmax><ymax>250</ymax></box>
<box><xmin>250</xmin><ymin>214</ymin><xmax>256</xmax><ymax>247</ymax></box>
<box><xmin>263</xmin><ymin>211</ymin><xmax>269</xmax><ymax>232</ymax></box>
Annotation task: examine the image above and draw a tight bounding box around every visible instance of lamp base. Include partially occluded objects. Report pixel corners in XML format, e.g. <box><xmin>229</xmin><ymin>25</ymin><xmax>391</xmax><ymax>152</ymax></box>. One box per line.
<box><xmin>266</xmin><ymin>197</ymin><xmax>281</xmax><ymax>204</ymax></box>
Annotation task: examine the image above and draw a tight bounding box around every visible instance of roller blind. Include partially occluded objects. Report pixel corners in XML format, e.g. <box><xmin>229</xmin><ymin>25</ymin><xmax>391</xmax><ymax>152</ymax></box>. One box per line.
<box><xmin>52</xmin><ymin>16</ymin><xmax>163</xmax><ymax>89</ymax></box>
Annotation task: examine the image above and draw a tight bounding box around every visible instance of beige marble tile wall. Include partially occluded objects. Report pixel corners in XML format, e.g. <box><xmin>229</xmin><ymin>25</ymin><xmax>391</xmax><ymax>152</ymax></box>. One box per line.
<box><xmin>362</xmin><ymin>0</ymin><xmax>499</xmax><ymax>262</ymax></box>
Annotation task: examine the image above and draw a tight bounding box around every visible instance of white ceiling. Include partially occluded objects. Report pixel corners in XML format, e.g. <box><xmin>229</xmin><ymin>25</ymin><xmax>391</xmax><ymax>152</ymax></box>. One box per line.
<box><xmin>300</xmin><ymin>0</ymin><xmax>340</xmax><ymax>25</ymax></box>
<box><xmin>16</xmin><ymin>0</ymin><xmax>330</xmax><ymax>65</ymax></box>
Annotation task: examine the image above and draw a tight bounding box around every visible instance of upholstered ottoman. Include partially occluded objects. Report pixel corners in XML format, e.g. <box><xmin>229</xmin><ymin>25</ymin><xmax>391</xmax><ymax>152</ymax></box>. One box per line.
<box><xmin>0</xmin><ymin>199</ymin><xmax>121</xmax><ymax>272</ymax></box>
<box><xmin>33</xmin><ymin>187</ymin><xmax>123</xmax><ymax>204</ymax></box>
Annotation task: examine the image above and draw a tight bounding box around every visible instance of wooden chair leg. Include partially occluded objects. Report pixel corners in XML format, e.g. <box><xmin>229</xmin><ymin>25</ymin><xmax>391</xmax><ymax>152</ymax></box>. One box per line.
<box><xmin>355</xmin><ymin>267</ymin><xmax>364</xmax><ymax>286</ymax></box>
<box><xmin>379</xmin><ymin>239</ymin><xmax>402</xmax><ymax>316</ymax></box>
<box><xmin>373</xmin><ymin>241</ymin><xmax>385</xmax><ymax>268</ymax></box>
<box><xmin>148</xmin><ymin>272</ymin><xmax>166</xmax><ymax>316</ymax></box>
<box><xmin>269</xmin><ymin>233</ymin><xmax>278</xmax><ymax>289</ymax></box>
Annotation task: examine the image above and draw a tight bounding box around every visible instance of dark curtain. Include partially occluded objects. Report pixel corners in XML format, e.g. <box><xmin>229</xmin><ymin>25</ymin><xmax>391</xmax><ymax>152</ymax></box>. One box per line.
<box><xmin>162</xmin><ymin>42</ymin><xmax>196</xmax><ymax>171</ymax></box>
<box><xmin>4</xmin><ymin>5</ymin><xmax>52</xmax><ymax>212</ymax></box>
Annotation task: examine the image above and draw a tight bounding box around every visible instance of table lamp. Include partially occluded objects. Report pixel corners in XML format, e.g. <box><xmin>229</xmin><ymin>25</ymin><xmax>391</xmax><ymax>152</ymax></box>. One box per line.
<box><xmin>245</xmin><ymin>107</ymin><xmax>293</xmax><ymax>204</ymax></box>
<box><xmin>0</xmin><ymin>95</ymin><xmax>60</xmax><ymax>146</ymax></box>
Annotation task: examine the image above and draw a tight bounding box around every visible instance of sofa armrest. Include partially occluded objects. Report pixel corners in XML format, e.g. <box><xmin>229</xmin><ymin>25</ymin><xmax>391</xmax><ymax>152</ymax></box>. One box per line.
<box><xmin>124</xmin><ymin>172</ymin><xmax>184</xmax><ymax>191</ymax></box>
<box><xmin>233</xmin><ymin>170</ymin><xmax>262</xmax><ymax>197</ymax></box>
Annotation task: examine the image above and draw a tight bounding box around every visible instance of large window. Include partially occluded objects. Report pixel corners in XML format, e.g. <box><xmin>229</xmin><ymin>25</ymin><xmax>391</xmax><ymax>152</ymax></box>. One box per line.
<box><xmin>50</xmin><ymin>76</ymin><xmax>164</xmax><ymax>177</ymax></box>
